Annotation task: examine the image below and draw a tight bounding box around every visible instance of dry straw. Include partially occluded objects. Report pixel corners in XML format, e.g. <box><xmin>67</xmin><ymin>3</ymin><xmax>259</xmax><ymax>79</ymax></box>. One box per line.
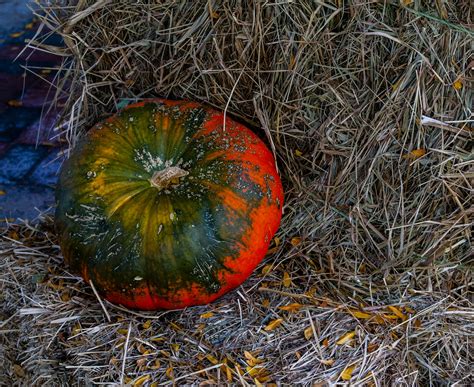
<box><xmin>1</xmin><ymin>0</ymin><xmax>473</xmax><ymax>385</ymax></box>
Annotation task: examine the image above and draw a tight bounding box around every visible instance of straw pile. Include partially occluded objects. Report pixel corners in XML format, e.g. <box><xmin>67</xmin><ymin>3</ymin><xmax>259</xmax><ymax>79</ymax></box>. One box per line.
<box><xmin>1</xmin><ymin>0</ymin><xmax>472</xmax><ymax>385</ymax></box>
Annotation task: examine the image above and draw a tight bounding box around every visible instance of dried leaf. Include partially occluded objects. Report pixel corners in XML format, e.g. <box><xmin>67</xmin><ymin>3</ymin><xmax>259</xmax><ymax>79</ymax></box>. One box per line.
<box><xmin>387</xmin><ymin>305</ymin><xmax>407</xmax><ymax>321</ymax></box>
<box><xmin>404</xmin><ymin>148</ymin><xmax>426</xmax><ymax>159</ymax></box>
<box><xmin>304</xmin><ymin>326</ymin><xmax>313</xmax><ymax>340</ymax></box>
<box><xmin>149</xmin><ymin>359</ymin><xmax>161</xmax><ymax>369</ymax></box>
<box><xmin>142</xmin><ymin>320</ymin><xmax>151</xmax><ymax>329</ymax></box>
<box><xmin>320</xmin><ymin>359</ymin><xmax>335</xmax><ymax>366</ymax></box>
<box><xmin>206</xmin><ymin>354</ymin><xmax>219</xmax><ymax>364</ymax></box>
<box><xmin>9</xmin><ymin>32</ymin><xmax>24</xmax><ymax>38</ymax></box>
<box><xmin>373</xmin><ymin>315</ymin><xmax>386</xmax><ymax>325</ymax></box>
<box><xmin>368</xmin><ymin>343</ymin><xmax>378</xmax><ymax>353</ymax></box>
<box><xmin>322</xmin><ymin>338</ymin><xmax>329</xmax><ymax>347</ymax></box>
<box><xmin>264</xmin><ymin>318</ymin><xmax>283</xmax><ymax>331</ymax></box>
<box><xmin>350</xmin><ymin>310</ymin><xmax>372</xmax><ymax>319</ymax></box>
<box><xmin>414</xmin><ymin>319</ymin><xmax>422</xmax><ymax>329</ymax></box>
<box><xmin>261</xmin><ymin>264</ymin><xmax>273</xmax><ymax>275</ymax></box>
<box><xmin>295</xmin><ymin>149</ymin><xmax>303</xmax><ymax>157</ymax></box>
<box><xmin>226</xmin><ymin>364</ymin><xmax>233</xmax><ymax>382</ymax></box>
<box><xmin>257</xmin><ymin>375</ymin><xmax>271</xmax><ymax>383</ymax></box>
<box><xmin>132</xmin><ymin>374</ymin><xmax>150</xmax><ymax>386</ymax></box>
<box><xmin>166</xmin><ymin>366</ymin><xmax>174</xmax><ymax>379</ymax></box>
<box><xmin>453</xmin><ymin>79</ymin><xmax>463</xmax><ymax>90</ymax></box>
<box><xmin>273</xmin><ymin>236</ymin><xmax>281</xmax><ymax>246</ymax></box>
<box><xmin>282</xmin><ymin>272</ymin><xmax>291</xmax><ymax>287</ymax></box>
<box><xmin>246</xmin><ymin>365</ymin><xmax>259</xmax><ymax>377</ymax></box>
<box><xmin>340</xmin><ymin>364</ymin><xmax>356</xmax><ymax>381</ymax></box>
<box><xmin>200</xmin><ymin>311</ymin><xmax>214</xmax><ymax>319</ymax></box>
<box><xmin>261</xmin><ymin>299</ymin><xmax>270</xmax><ymax>308</ymax></box>
<box><xmin>7</xmin><ymin>100</ymin><xmax>22</xmax><ymax>107</ymax></box>
<box><xmin>13</xmin><ymin>364</ymin><xmax>25</xmax><ymax>378</ymax></box>
<box><xmin>290</xmin><ymin>237</ymin><xmax>301</xmax><ymax>246</ymax></box>
<box><xmin>244</xmin><ymin>351</ymin><xmax>264</xmax><ymax>366</ymax></box>
<box><xmin>336</xmin><ymin>331</ymin><xmax>356</xmax><ymax>345</ymax></box>
<box><xmin>404</xmin><ymin>306</ymin><xmax>416</xmax><ymax>314</ymax></box>
<box><xmin>279</xmin><ymin>303</ymin><xmax>303</xmax><ymax>313</ymax></box>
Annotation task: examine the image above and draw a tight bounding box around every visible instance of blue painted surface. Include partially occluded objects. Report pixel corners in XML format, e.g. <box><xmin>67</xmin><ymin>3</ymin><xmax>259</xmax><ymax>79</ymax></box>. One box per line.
<box><xmin>0</xmin><ymin>0</ymin><xmax>64</xmax><ymax>223</ymax></box>
<box><xmin>0</xmin><ymin>144</ymin><xmax>48</xmax><ymax>183</ymax></box>
<box><xmin>0</xmin><ymin>0</ymin><xmax>33</xmax><ymax>36</ymax></box>
<box><xmin>0</xmin><ymin>106</ymin><xmax>42</xmax><ymax>141</ymax></box>
<box><xmin>30</xmin><ymin>150</ymin><xmax>63</xmax><ymax>187</ymax></box>
<box><xmin>0</xmin><ymin>185</ymin><xmax>55</xmax><ymax>221</ymax></box>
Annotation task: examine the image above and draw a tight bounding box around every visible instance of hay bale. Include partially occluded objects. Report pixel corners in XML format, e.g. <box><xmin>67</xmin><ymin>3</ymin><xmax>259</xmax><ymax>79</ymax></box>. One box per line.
<box><xmin>1</xmin><ymin>0</ymin><xmax>472</xmax><ymax>384</ymax></box>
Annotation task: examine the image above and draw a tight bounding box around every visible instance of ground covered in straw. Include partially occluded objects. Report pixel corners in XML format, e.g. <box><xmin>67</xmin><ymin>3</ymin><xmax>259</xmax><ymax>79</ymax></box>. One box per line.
<box><xmin>1</xmin><ymin>0</ymin><xmax>472</xmax><ymax>385</ymax></box>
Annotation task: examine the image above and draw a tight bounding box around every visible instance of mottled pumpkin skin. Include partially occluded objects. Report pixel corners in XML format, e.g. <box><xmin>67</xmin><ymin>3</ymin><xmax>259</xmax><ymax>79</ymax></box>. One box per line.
<box><xmin>55</xmin><ymin>99</ymin><xmax>283</xmax><ymax>310</ymax></box>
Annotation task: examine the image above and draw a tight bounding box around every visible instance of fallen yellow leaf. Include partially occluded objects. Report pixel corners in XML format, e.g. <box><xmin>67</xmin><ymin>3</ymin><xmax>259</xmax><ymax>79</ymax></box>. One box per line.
<box><xmin>336</xmin><ymin>331</ymin><xmax>356</xmax><ymax>345</ymax></box>
<box><xmin>350</xmin><ymin>310</ymin><xmax>372</xmax><ymax>319</ymax></box>
<box><xmin>453</xmin><ymin>79</ymin><xmax>463</xmax><ymax>90</ymax></box>
<box><xmin>304</xmin><ymin>326</ymin><xmax>313</xmax><ymax>340</ymax></box>
<box><xmin>264</xmin><ymin>318</ymin><xmax>283</xmax><ymax>331</ymax></box>
<box><xmin>226</xmin><ymin>364</ymin><xmax>233</xmax><ymax>382</ymax></box>
<box><xmin>200</xmin><ymin>311</ymin><xmax>214</xmax><ymax>319</ymax></box>
<box><xmin>368</xmin><ymin>343</ymin><xmax>378</xmax><ymax>353</ymax></box>
<box><xmin>132</xmin><ymin>374</ymin><xmax>150</xmax><ymax>386</ymax></box>
<box><xmin>149</xmin><ymin>359</ymin><xmax>161</xmax><ymax>369</ymax></box>
<box><xmin>10</xmin><ymin>32</ymin><xmax>24</xmax><ymax>38</ymax></box>
<box><xmin>340</xmin><ymin>364</ymin><xmax>356</xmax><ymax>381</ymax></box>
<box><xmin>206</xmin><ymin>354</ymin><xmax>219</xmax><ymax>364</ymax></box>
<box><xmin>166</xmin><ymin>366</ymin><xmax>174</xmax><ymax>379</ymax></box>
<box><xmin>244</xmin><ymin>351</ymin><xmax>264</xmax><ymax>366</ymax></box>
<box><xmin>261</xmin><ymin>299</ymin><xmax>270</xmax><ymax>308</ymax></box>
<box><xmin>404</xmin><ymin>148</ymin><xmax>426</xmax><ymax>159</ymax></box>
<box><xmin>261</xmin><ymin>264</ymin><xmax>273</xmax><ymax>275</ymax></box>
<box><xmin>290</xmin><ymin>237</ymin><xmax>301</xmax><ymax>246</ymax></box>
<box><xmin>273</xmin><ymin>236</ymin><xmax>281</xmax><ymax>246</ymax></box>
<box><xmin>295</xmin><ymin>149</ymin><xmax>303</xmax><ymax>157</ymax></box>
<box><xmin>279</xmin><ymin>303</ymin><xmax>303</xmax><ymax>313</ymax></box>
<box><xmin>322</xmin><ymin>338</ymin><xmax>329</xmax><ymax>347</ymax></box>
<box><xmin>373</xmin><ymin>315</ymin><xmax>386</xmax><ymax>325</ymax></box>
<box><xmin>282</xmin><ymin>271</ymin><xmax>291</xmax><ymax>287</ymax></box>
<box><xmin>387</xmin><ymin>305</ymin><xmax>407</xmax><ymax>321</ymax></box>
<box><xmin>320</xmin><ymin>359</ymin><xmax>335</xmax><ymax>366</ymax></box>
<box><xmin>142</xmin><ymin>320</ymin><xmax>151</xmax><ymax>329</ymax></box>
<box><xmin>246</xmin><ymin>365</ymin><xmax>260</xmax><ymax>377</ymax></box>
<box><xmin>7</xmin><ymin>100</ymin><xmax>22</xmax><ymax>107</ymax></box>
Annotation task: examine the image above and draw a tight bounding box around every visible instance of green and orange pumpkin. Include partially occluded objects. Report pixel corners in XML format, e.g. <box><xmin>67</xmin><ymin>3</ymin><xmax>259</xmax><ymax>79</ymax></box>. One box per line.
<box><xmin>55</xmin><ymin>99</ymin><xmax>283</xmax><ymax>310</ymax></box>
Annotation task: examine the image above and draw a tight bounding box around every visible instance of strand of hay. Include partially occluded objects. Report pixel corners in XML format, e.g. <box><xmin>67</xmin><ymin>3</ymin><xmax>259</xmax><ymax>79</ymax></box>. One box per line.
<box><xmin>2</xmin><ymin>0</ymin><xmax>472</xmax><ymax>385</ymax></box>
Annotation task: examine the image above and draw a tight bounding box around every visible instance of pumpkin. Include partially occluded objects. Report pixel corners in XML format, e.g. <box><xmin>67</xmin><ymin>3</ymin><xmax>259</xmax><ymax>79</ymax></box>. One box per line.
<box><xmin>55</xmin><ymin>99</ymin><xmax>283</xmax><ymax>310</ymax></box>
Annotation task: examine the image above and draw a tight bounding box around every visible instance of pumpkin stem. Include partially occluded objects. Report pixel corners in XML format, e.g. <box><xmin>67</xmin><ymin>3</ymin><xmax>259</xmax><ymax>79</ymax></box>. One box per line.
<box><xmin>150</xmin><ymin>166</ymin><xmax>189</xmax><ymax>190</ymax></box>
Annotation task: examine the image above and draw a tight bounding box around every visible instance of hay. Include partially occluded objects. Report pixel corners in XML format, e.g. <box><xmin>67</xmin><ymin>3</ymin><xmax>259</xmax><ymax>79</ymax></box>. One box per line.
<box><xmin>2</xmin><ymin>0</ymin><xmax>473</xmax><ymax>385</ymax></box>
